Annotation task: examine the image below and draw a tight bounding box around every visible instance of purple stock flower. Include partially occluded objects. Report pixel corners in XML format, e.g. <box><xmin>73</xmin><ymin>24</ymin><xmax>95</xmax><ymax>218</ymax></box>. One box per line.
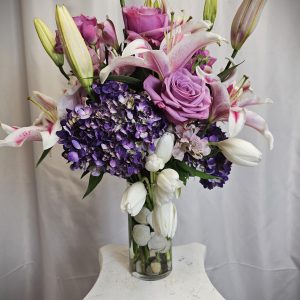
<box><xmin>57</xmin><ymin>81</ymin><xmax>168</xmax><ymax>178</ymax></box>
<box><xmin>184</xmin><ymin>123</ymin><xmax>232</xmax><ymax>189</ymax></box>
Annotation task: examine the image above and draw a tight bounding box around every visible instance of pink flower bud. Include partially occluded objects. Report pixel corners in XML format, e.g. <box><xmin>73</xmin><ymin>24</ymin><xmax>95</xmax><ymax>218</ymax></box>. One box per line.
<box><xmin>231</xmin><ymin>0</ymin><xmax>266</xmax><ymax>50</ymax></box>
<box><xmin>99</xmin><ymin>19</ymin><xmax>119</xmax><ymax>49</ymax></box>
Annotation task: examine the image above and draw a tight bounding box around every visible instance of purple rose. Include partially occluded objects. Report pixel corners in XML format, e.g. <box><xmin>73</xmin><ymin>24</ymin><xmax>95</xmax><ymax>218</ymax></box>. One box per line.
<box><xmin>144</xmin><ymin>69</ymin><xmax>212</xmax><ymax>124</ymax></box>
<box><xmin>55</xmin><ymin>15</ymin><xmax>98</xmax><ymax>53</ymax></box>
<box><xmin>99</xmin><ymin>19</ymin><xmax>119</xmax><ymax>49</ymax></box>
<box><xmin>122</xmin><ymin>6</ymin><xmax>169</xmax><ymax>47</ymax></box>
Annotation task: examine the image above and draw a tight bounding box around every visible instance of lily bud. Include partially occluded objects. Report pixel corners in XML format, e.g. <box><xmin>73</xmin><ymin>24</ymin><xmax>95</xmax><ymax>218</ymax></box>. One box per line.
<box><xmin>120</xmin><ymin>182</ymin><xmax>147</xmax><ymax>216</ymax></box>
<box><xmin>152</xmin><ymin>202</ymin><xmax>177</xmax><ymax>239</ymax></box>
<box><xmin>155</xmin><ymin>132</ymin><xmax>175</xmax><ymax>164</ymax></box>
<box><xmin>231</xmin><ymin>0</ymin><xmax>266</xmax><ymax>50</ymax></box>
<box><xmin>55</xmin><ymin>5</ymin><xmax>93</xmax><ymax>91</ymax></box>
<box><xmin>145</xmin><ymin>154</ymin><xmax>165</xmax><ymax>172</ymax></box>
<box><xmin>203</xmin><ymin>0</ymin><xmax>218</xmax><ymax>28</ymax></box>
<box><xmin>99</xmin><ymin>19</ymin><xmax>119</xmax><ymax>49</ymax></box>
<box><xmin>34</xmin><ymin>18</ymin><xmax>64</xmax><ymax>67</ymax></box>
<box><xmin>216</xmin><ymin>138</ymin><xmax>262</xmax><ymax>167</ymax></box>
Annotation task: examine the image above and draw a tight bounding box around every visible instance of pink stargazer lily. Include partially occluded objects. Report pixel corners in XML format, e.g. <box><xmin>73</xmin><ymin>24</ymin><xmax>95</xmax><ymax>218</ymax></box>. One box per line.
<box><xmin>0</xmin><ymin>78</ymin><xmax>84</xmax><ymax>150</ymax></box>
<box><xmin>100</xmin><ymin>21</ymin><xmax>224</xmax><ymax>82</ymax></box>
<box><xmin>200</xmin><ymin>66</ymin><xmax>274</xmax><ymax>150</ymax></box>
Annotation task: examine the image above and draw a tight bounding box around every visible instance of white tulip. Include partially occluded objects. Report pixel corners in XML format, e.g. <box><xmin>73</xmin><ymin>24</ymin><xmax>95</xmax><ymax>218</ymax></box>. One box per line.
<box><xmin>120</xmin><ymin>182</ymin><xmax>147</xmax><ymax>216</ymax></box>
<box><xmin>152</xmin><ymin>202</ymin><xmax>177</xmax><ymax>239</ymax></box>
<box><xmin>216</xmin><ymin>138</ymin><xmax>262</xmax><ymax>167</ymax></box>
<box><xmin>153</xmin><ymin>185</ymin><xmax>173</xmax><ymax>206</ymax></box>
<box><xmin>145</xmin><ymin>154</ymin><xmax>165</xmax><ymax>172</ymax></box>
<box><xmin>157</xmin><ymin>169</ymin><xmax>183</xmax><ymax>194</ymax></box>
<box><xmin>132</xmin><ymin>225</ymin><xmax>151</xmax><ymax>246</ymax></box>
<box><xmin>134</xmin><ymin>207</ymin><xmax>151</xmax><ymax>225</ymax></box>
<box><xmin>155</xmin><ymin>132</ymin><xmax>175</xmax><ymax>164</ymax></box>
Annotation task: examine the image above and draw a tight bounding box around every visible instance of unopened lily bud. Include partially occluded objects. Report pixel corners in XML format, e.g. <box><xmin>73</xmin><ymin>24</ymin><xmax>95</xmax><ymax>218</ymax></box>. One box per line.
<box><xmin>155</xmin><ymin>132</ymin><xmax>175</xmax><ymax>164</ymax></box>
<box><xmin>120</xmin><ymin>182</ymin><xmax>147</xmax><ymax>216</ymax></box>
<box><xmin>215</xmin><ymin>138</ymin><xmax>262</xmax><ymax>167</ymax></box>
<box><xmin>203</xmin><ymin>0</ymin><xmax>218</xmax><ymax>28</ymax></box>
<box><xmin>55</xmin><ymin>5</ymin><xmax>93</xmax><ymax>91</ymax></box>
<box><xmin>34</xmin><ymin>18</ymin><xmax>64</xmax><ymax>67</ymax></box>
<box><xmin>231</xmin><ymin>0</ymin><xmax>266</xmax><ymax>50</ymax></box>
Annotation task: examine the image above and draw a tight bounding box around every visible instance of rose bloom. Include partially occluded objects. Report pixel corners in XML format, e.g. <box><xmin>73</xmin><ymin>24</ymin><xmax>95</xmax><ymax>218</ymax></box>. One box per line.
<box><xmin>122</xmin><ymin>6</ymin><xmax>169</xmax><ymax>47</ymax></box>
<box><xmin>144</xmin><ymin>68</ymin><xmax>212</xmax><ymax>124</ymax></box>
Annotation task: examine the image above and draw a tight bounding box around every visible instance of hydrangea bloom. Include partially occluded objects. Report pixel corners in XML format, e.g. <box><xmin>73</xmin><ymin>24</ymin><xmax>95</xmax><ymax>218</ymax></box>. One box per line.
<box><xmin>184</xmin><ymin>124</ymin><xmax>232</xmax><ymax>189</ymax></box>
<box><xmin>57</xmin><ymin>81</ymin><xmax>168</xmax><ymax>178</ymax></box>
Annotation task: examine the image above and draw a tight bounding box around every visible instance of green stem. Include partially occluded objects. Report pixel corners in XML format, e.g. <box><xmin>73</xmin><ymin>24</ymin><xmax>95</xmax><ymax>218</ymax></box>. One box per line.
<box><xmin>120</xmin><ymin>0</ymin><xmax>125</xmax><ymax>7</ymax></box>
<box><xmin>59</xmin><ymin>66</ymin><xmax>70</xmax><ymax>81</ymax></box>
<box><xmin>224</xmin><ymin>49</ymin><xmax>238</xmax><ymax>71</ymax></box>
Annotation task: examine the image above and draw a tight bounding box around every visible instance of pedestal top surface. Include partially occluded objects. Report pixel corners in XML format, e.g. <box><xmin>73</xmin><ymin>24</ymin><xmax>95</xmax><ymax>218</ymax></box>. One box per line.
<box><xmin>84</xmin><ymin>243</ymin><xmax>225</xmax><ymax>300</ymax></box>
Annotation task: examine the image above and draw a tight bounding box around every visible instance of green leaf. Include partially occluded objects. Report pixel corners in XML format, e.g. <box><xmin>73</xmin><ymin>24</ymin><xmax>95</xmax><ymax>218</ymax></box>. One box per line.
<box><xmin>107</xmin><ymin>75</ymin><xmax>142</xmax><ymax>85</ymax></box>
<box><xmin>81</xmin><ymin>170</ymin><xmax>89</xmax><ymax>179</ymax></box>
<box><xmin>175</xmin><ymin>160</ymin><xmax>218</xmax><ymax>180</ymax></box>
<box><xmin>83</xmin><ymin>173</ymin><xmax>104</xmax><ymax>199</ymax></box>
<box><xmin>218</xmin><ymin>60</ymin><xmax>244</xmax><ymax>82</ymax></box>
<box><xmin>36</xmin><ymin>147</ymin><xmax>53</xmax><ymax>167</ymax></box>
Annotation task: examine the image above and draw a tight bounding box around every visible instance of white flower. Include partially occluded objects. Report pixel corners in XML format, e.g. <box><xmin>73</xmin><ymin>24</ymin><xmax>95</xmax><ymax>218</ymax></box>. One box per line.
<box><xmin>132</xmin><ymin>225</ymin><xmax>151</xmax><ymax>246</ymax></box>
<box><xmin>155</xmin><ymin>132</ymin><xmax>175</xmax><ymax>163</ymax></box>
<box><xmin>152</xmin><ymin>202</ymin><xmax>177</xmax><ymax>239</ymax></box>
<box><xmin>145</xmin><ymin>154</ymin><xmax>165</xmax><ymax>172</ymax></box>
<box><xmin>157</xmin><ymin>169</ymin><xmax>183</xmax><ymax>195</ymax></box>
<box><xmin>120</xmin><ymin>182</ymin><xmax>147</xmax><ymax>216</ymax></box>
<box><xmin>153</xmin><ymin>185</ymin><xmax>173</xmax><ymax>206</ymax></box>
<box><xmin>216</xmin><ymin>138</ymin><xmax>262</xmax><ymax>167</ymax></box>
<box><xmin>134</xmin><ymin>207</ymin><xmax>151</xmax><ymax>225</ymax></box>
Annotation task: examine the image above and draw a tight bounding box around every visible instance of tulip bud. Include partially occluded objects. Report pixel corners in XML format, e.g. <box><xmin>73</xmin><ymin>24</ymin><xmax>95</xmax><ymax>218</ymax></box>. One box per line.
<box><xmin>157</xmin><ymin>169</ymin><xmax>183</xmax><ymax>195</ymax></box>
<box><xmin>215</xmin><ymin>138</ymin><xmax>262</xmax><ymax>167</ymax></box>
<box><xmin>231</xmin><ymin>0</ymin><xmax>266</xmax><ymax>51</ymax></box>
<box><xmin>152</xmin><ymin>202</ymin><xmax>177</xmax><ymax>239</ymax></box>
<box><xmin>55</xmin><ymin>5</ymin><xmax>93</xmax><ymax>91</ymax></box>
<box><xmin>120</xmin><ymin>182</ymin><xmax>147</xmax><ymax>216</ymax></box>
<box><xmin>99</xmin><ymin>19</ymin><xmax>119</xmax><ymax>49</ymax></box>
<box><xmin>34</xmin><ymin>18</ymin><xmax>64</xmax><ymax>67</ymax></box>
<box><xmin>203</xmin><ymin>0</ymin><xmax>218</xmax><ymax>28</ymax></box>
<box><xmin>145</xmin><ymin>154</ymin><xmax>165</xmax><ymax>172</ymax></box>
<box><xmin>155</xmin><ymin>132</ymin><xmax>175</xmax><ymax>164</ymax></box>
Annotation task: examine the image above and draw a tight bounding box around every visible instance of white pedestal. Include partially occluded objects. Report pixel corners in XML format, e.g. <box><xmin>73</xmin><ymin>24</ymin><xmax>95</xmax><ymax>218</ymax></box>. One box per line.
<box><xmin>83</xmin><ymin>243</ymin><xmax>225</xmax><ymax>300</ymax></box>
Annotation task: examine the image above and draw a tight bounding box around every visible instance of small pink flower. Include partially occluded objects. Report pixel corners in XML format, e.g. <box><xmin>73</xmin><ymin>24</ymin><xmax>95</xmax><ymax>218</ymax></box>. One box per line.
<box><xmin>173</xmin><ymin>124</ymin><xmax>211</xmax><ymax>161</ymax></box>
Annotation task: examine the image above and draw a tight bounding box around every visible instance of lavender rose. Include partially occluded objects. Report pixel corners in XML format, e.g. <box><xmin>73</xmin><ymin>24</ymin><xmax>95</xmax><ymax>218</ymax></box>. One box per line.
<box><xmin>144</xmin><ymin>68</ymin><xmax>212</xmax><ymax>124</ymax></box>
<box><xmin>122</xmin><ymin>6</ymin><xmax>169</xmax><ymax>47</ymax></box>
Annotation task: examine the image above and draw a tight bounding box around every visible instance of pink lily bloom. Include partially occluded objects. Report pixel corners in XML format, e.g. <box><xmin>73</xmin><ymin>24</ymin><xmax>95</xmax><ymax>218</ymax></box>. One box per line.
<box><xmin>100</xmin><ymin>21</ymin><xmax>224</xmax><ymax>82</ymax></box>
<box><xmin>0</xmin><ymin>78</ymin><xmax>84</xmax><ymax>150</ymax></box>
<box><xmin>200</xmin><ymin>66</ymin><xmax>274</xmax><ymax>150</ymax></box>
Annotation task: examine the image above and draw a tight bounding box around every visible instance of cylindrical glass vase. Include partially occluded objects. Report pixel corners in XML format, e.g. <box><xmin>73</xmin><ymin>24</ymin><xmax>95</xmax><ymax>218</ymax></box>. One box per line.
<box><xmin>128</xmin><ymin>211</ymin><xmax>172</xmax><ymax>280</ymax></box>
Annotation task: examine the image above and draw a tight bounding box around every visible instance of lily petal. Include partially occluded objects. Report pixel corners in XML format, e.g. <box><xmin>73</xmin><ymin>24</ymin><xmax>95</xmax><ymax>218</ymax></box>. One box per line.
<box><xmin>40</xmin><ymin>121</ymin><xmax>61</xmax><ymax>150</ymax></box>
<box><xmin>0</xmin><ymin>125</ymin><xmax>43</xmax><ymax>148</ymax></box>
<box><xmin>238</xmin><ymin>90</ymin><xmax>273</xmax><ymax>107</ymax></box>
<box><xmin>228</xmin><ymin>107</ymin><xmax>246</xmax><ymax>137</ymax></box>
<box><xmin>169</xmin><ymin>31</ymin><xmax>225</xmax><ymax>72</ymax></box>
<box><xmin>32</xmin><ymin>91</ymin><xmax>57</xmax><ymax>111</ymax></box>
<box><xmin>122</xmin><ymin>39</ymin><xmax>151</xmax><ymax>57</ymax></box>
<box><xmin>245</xmin><ymin>109</ymin><xmax>274</xmax><ymax>150</ymax></box>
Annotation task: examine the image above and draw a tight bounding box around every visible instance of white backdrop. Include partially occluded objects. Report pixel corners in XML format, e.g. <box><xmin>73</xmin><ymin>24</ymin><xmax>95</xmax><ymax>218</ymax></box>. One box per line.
<box><xmin>0</xmin><ymin>0</ymin><xmax>300</xmax><ymax>299</ymax></box>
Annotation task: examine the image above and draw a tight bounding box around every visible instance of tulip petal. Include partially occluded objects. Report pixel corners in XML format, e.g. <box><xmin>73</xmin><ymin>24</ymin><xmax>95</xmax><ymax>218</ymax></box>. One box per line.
<box><xmin>228</xmin><ymin>107</ymin><xmax>246</xmax><ymax>137</ymax></box>
<box><xmin>245</xmin><ymin>109</ymin><xmax>274</xmax><ymax>150</ymax></box>
<box><xmin>169</xmin><ymin>31</ymin><xmax>225</xmax><ymax>72</ymax></box>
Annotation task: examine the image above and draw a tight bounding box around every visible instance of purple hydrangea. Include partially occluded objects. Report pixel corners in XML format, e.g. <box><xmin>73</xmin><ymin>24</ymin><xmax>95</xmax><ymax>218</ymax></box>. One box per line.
<box><xmin>184</xmin><ymin>123</ymin><xmax>232</xmax><ymax>189</ymax></box>
<box><xmin>57</xmin><ymin>81</ymin><xmax>168</xmax><ymax>178</ymax></box>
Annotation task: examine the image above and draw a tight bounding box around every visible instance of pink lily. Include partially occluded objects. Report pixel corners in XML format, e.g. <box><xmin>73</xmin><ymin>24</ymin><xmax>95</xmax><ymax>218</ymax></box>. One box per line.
<box><xmin>100</xmin><ymin>22</ymin><xmax>224</xmax><ymax>82</ymax></box>
<box><xmin>0</xmin><ymin>78</ymin><xmax>84</xmax><ymax>150</ymax></box>
<box><xmin>206</xmin><ymin>72</ymin><xmax>274</xmax><ymax>150</ymax></box>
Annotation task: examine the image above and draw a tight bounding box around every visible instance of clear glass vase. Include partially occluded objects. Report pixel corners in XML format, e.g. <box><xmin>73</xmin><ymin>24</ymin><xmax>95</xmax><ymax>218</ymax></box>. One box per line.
<box><xmin>128</xmin><ymin>210</ymin><xmax>172</xmax><ymax>280</ymax></box>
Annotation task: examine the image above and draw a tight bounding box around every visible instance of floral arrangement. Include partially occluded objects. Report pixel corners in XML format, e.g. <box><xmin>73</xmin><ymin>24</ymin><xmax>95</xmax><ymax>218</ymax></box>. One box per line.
<box><xmin>0</xmin><ymin>0</ymin><xmax>272</xmax><ymax>279</ymax></box>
